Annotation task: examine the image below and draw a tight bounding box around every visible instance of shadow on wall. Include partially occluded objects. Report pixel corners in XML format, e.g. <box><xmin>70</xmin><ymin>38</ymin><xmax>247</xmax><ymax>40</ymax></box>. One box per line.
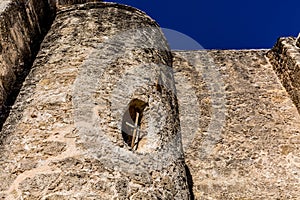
<box><xmin>185</xmin><ymin>165</ymin><xmax>195</xmax><ymax>200</ymax></box>
<box><xmin>0</xmin><ymin>1</ymin><xmax>55</xmax><ymax>136</ymax></box>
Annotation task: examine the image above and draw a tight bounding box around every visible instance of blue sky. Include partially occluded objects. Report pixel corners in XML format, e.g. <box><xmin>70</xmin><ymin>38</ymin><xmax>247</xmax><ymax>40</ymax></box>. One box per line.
<box><xmin>111</xmin><ymin>0</ymin><xmax>300</xmax><ymax>50</ymax></box>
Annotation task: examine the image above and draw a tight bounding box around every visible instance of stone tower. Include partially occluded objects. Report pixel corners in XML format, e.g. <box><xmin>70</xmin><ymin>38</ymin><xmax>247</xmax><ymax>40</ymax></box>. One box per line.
<box><xmin>0</xmin><ymin>0</ymin><xmax>190</xmax><ymax>199</ymax></box>
<box><xmin>1</xmin><ymin>0</ymin><xmax>300</xmax><ymax>199</ymax></box>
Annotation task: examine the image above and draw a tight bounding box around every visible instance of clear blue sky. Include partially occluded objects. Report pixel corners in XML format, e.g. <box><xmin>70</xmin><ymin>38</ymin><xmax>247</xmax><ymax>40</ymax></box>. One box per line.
<box><xmin>110</xmin><ymin>0</ymin><xmax>300</xmax><ymax>50</ymax></box>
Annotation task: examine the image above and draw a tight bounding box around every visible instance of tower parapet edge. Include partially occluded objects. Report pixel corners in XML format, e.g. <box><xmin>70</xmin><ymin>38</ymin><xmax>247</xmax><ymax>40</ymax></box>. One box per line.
<box><xmin>53</xmin><ymin>0</ymin><xmax>103</xmax><ymax>10</ymax></box>
<box><xmin>296</xmin><ymin>33</ymin><xmax>300</xmax><ymax>48</ymax></box>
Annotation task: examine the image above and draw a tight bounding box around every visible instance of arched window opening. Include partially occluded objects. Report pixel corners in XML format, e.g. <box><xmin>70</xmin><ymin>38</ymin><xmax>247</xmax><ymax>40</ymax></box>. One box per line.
<box><xmin>121</xmin><ymin>99</ymin><xmax>148</xmax><ymax>151</ymax></box>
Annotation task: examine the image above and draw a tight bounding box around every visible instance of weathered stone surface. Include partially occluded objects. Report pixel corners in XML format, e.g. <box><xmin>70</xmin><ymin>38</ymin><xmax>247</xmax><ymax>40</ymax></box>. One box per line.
<box><xmin>173</xmin><ymin>50</ymin><xmax>300</xmax><ymax>199</ymax></box>
<box><xmin>0</xmin><ymin>2</ymin><xmax>190</xmax><ymax>199</ymax></box>
<box><xmin>0</xmin><ymin>1</ymin><xmax>11</xmax><ymax>12</ymax></box>
<box><xmin>0</xmin><ymin>0</ymin><xmax>300</xmax><ymax>199</ymax></box>
<box><xmin>0</xmin><ymin>0</ymin><xmax>54</xmax><ymax>130</ymax></box>
<box><xmin>54</xmin><ymin>0</ymin><xmax>103</xmax><ymax>10</ymax></box>
<box><xmin>267</xmin><ymin>37</ymin><xmax>300</xmax><ymax>112</ymax></box>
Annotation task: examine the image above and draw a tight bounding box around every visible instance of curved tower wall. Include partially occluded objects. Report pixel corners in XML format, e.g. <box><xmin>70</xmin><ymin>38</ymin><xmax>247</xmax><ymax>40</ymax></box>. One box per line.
<box><xmin>0</xmin><ymin>2</ymin><xmax>190</xmax><ymax>199</ymax></box>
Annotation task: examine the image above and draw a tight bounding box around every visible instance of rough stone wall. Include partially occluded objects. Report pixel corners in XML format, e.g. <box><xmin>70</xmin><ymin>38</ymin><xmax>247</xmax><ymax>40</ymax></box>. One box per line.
<box><xmin>267</xmin><ymin>37</ymin><xmax>300</xmax><ymax>113</ymax></box>
<box><xmin>0</xmin><ymin>0</ymin><xmax>53</xmax><ymax>126</ymax></box>
<box><xmin>0</xmin><ymin>2</ymin><xmax>190</xmax><ymax>199</ymax></box>
<box><xmin>0</xmin><ymin>0</ymin><xmax>300</xmax><ymax>199</ymax></box>
<box><xmin>173</xmin><ymin>50</ymin><xmax>300</xmax><ymax>199</ymax></box>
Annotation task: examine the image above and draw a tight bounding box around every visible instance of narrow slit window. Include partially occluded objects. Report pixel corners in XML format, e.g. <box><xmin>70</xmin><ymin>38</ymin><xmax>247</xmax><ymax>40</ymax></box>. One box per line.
<box><xmin>121</xmin><ymin>99</ymin><xmax>148</xmax><ymax>151</ymax></box>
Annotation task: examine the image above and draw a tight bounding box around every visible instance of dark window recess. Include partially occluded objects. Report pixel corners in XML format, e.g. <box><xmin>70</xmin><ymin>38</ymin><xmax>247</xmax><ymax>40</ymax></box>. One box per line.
<box><xmin>121</xmin><ymin>99</ymin><xmax>148</xmax><ymax>150</ymax></box>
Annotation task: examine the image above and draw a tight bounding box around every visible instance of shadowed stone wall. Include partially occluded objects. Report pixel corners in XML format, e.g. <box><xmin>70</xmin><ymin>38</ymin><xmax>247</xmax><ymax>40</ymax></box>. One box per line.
<box><xmin>0</xmin><ymin>0</ymin><xmax>54</xmax><ymax>127</ymax></box>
